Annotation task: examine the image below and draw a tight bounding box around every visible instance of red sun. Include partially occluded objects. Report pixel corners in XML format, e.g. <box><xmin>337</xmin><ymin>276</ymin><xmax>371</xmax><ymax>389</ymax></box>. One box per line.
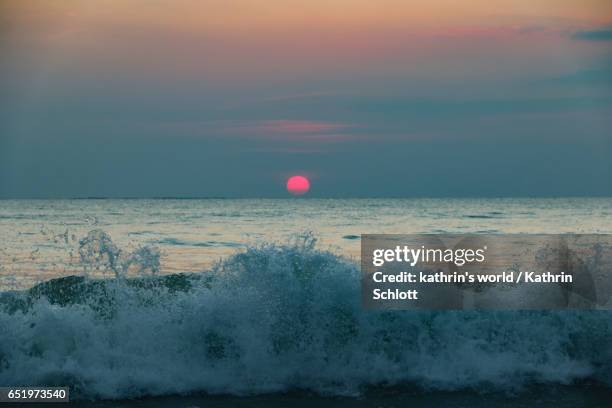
<box><xmin>286</xmin><ymin>175</ymin><xmax>310</xmax><ymax>196</ymax></box>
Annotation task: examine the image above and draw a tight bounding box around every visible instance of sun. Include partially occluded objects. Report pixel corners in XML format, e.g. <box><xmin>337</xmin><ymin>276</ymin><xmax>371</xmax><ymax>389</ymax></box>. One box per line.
<box><xmin>286</xmin><ymin>175</ymin><xmax>310</xmax><ymax>196</ymax></box>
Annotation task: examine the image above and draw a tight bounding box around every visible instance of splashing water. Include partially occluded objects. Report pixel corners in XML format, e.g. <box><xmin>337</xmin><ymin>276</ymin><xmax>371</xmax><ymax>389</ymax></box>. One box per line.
<box><xmin>78</xmin><ymin>229</ymin><xmax>160</xmax><ymax>278</ymax></box>
<box><xmin>0</xmin><ymin>231</ymin><xmax>610</xmax><ymax>400</ymax></box>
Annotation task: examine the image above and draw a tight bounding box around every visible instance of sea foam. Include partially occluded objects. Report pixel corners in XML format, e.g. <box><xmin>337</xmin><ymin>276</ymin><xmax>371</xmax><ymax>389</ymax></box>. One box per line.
<box><xmin>0</xmin><ymin>231</ymin><xmax>610</xmax><ymax>399</ymax></box>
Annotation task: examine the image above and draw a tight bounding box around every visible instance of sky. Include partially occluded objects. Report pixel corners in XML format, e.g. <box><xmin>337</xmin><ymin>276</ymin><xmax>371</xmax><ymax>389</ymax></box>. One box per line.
<box><xmin>1</xmin><ymin>0</ymin><xmax>611</xmax><ymax>198</ymax></box>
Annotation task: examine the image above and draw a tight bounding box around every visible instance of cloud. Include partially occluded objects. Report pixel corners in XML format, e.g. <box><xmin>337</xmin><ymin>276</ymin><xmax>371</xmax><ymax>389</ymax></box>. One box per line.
<box><xmin>546</xmin><ymin>67</ymin><xmax>612</xmax><ymax>87</ymax></box>
<box><xmin>572</xmin><ymin>27</ymin><xmax>612</xmax><ymax>41</ymax></box>
<box><xmin>219</xmin><ymin>119</ymin><xmax>357</xmax><ymax>143</ymax></box>
<box><xmin>140</xmin><ymin>119</ymin><xmax>360</xmax><ymax>149</ymax></box>
<box><xmin>254</xmin><ymin>120</ymin><xmax>348</xmax><ymax>134</ymax></box>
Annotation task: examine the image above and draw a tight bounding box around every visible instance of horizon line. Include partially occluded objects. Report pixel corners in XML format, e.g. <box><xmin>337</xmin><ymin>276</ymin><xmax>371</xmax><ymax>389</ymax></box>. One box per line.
<box><xmin>1</xmin><ymin>195</ymin><xmax>612</xmax><ymax>200</ymax></box>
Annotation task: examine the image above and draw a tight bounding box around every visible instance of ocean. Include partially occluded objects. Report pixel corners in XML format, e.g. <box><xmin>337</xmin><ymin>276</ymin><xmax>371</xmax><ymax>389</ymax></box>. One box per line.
<box><xmin>0</xmin><ymin>198</ymin><xmax>611</xmax><ymax>405</ymax></box>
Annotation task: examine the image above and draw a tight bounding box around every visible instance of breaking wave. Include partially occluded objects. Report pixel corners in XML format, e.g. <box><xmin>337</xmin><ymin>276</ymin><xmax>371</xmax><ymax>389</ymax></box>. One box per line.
<box><xmin>0</xmin><ymin>231</ymin><xmax>610</xmax><ymax>400</ymax></box>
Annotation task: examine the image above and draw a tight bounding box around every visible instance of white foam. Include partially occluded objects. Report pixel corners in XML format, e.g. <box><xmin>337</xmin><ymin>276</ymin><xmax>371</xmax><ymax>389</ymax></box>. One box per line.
<box><xmin>0</xmin><ymin>233</ymin><xmax>610</xmax><ymax>399</ymax></box>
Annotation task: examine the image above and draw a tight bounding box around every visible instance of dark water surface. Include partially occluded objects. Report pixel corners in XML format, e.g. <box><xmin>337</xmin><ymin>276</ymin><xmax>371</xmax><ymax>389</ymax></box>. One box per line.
<box><xmin>9</xmin><ymin>385</ymin><xmax>612</xmax><ymax>408</ymax></box>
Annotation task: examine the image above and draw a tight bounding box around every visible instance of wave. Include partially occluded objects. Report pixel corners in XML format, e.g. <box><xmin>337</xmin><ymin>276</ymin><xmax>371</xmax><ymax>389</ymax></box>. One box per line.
<box><xmin>152</xmin><ymin>237</ymin><xmax>243</xmax><ymax>248</ymax></box>
<box><xmin>0</xmin><ymin>232</ymin><xmax>611</xmax><ymax>400</ymax></box>
<box><xmin>342</xmin><ymin>235</ymin><xmax>360</xmax><ymax>240</ymax></box>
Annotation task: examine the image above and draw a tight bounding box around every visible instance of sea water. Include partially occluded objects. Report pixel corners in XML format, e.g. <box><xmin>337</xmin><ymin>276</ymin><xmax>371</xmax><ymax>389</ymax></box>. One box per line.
<box><xmin>2</xmin><ymin>198</ymin><xmax>611</xmax><ymax>289</ymax></box>
<box><xmin>0</xmin><ymin>198</ymin><xmax>611</xmax><ymax>401</ymax></box>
